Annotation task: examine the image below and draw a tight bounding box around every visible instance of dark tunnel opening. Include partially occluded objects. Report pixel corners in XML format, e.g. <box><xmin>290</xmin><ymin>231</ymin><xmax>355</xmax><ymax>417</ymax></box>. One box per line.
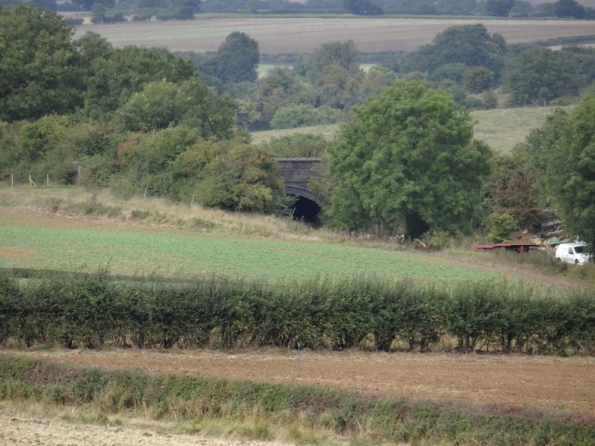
<box><xmin>290</xmin><ymin>195</ymin><xmax>321</xmax><ymax>226</ymax></box>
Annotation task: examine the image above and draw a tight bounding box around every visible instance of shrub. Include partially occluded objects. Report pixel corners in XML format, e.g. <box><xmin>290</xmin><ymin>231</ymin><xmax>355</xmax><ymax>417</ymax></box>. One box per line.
<box><xmin>488</xmin><ymin>213</ymin><xmax>517</xmax><ymax>243</ymax></box>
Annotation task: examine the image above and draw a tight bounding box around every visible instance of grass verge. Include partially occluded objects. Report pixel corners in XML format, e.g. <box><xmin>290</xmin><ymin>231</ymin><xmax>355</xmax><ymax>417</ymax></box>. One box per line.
<box><xmin>1</xmin><ymin>356</ymin><xmax>594</xmax><ymax>445</ymax></box>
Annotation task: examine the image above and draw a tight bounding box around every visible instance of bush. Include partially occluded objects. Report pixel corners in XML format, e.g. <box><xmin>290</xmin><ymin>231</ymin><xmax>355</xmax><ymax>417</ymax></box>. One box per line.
<box><xmin>488</xmin><ymin>213</ymin><xmax>517</xmax><ymax>243</ymax></box>
<box><xmin>270</xmin><ymin>104</ymin><xmax>344</xmax><ymax>129</ymax></box>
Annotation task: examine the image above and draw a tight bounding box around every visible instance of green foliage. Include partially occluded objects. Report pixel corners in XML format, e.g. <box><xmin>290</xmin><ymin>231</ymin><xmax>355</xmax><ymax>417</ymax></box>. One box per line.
<box><xmin>0</xmin><ymin>5</ymin><xmax>83</xmax><ymax>121</ymax></box>
<box><xmin>259</xmin><ymin>134</ymin><xmax>328</xmax><ymax>158</ymax></box>
<box><xmin>462</xmin><ymin>66</ymin><xmax>494</xmax><ymax>93</ymax></box>
<box><xmin>251</xmin><ymin>68</ymin><xmax>316</xmax><ymax>128</ymax></box>
<box><xmin>485</xmin><ymin>0</ymin><xmax>514</xmax><ymax>16</ymax></box>
<box><xmin>82</xmin><ymin>46</ymin><xmax>197</xmax><ymax>121</ymax></box>
<box><xmin>401</xmin><ymin>24</ymin><xmax>506</xmax><ymax>82</ymax></box>
<box><xmin>428</xmin><ymin>63</ymin><xmax>467</xmax><ymax>84</ymax></box>
<box><xmin>553</xmin><ymin>0</ymin><xmax>594</xmax><ymax>18</ymax></box>
<box><xmin>343</xmin><ymin>0</ymin><xmax>383</xmax><ymax>15</ymax></box>
<box><xmin>488</xmin><ymin>213</ymin><xmax>517</xmax><ymax>243</ymax></box>
<box><xmin>483</xmin><ymin>145</ymin><xmax>541</xmax><ymax>230</ymax></box>
<box><xmin>2</xmin><ymin>272</ymin><xmax>595</xmax><ymax>355</ymax></box>
<box><xmin>528</xmin><ymin>94</ymin><xmax>595</xmax><ymax>252</ymax></box>
<box><xmin>295</xmin><ymin>40</ymin><xmax>361</xmax><ymax>82</ymax></box>
<box><xmin>116</xmin><ymin>79</ymin><xmax>236</xmax><ymax>136</ymax></box>
<box><xmin>504</xmin><ymin>46</ymin><xmax>585</xmax><ymax>106</ymax></box>
<box><xmin>107</xmin><ymin>129</ymin><xmax>286</xmax><ymax>213</ymax></box>
<box><xmin>90</xmin><ymin>3</ymin><xmax>126</xmax><ymax>23</ymax></box>
<box><xmin>215</xmin><ymin>32</ymin><xmax>260</xmax><ymax>84</ymax></box>
<box><xmin>4</xmin><ymin>356</ymin><xmax>595</xmax><ymax>445</ymax></box>
<box><xmin>327</xmin><ymin>81</ymin><xmax>492</xmax><ymax>238</ymax></box>
<box><xmin>362</xmin><ymin>66</ymin><xmax>398</xmax><ymax>98</ymax></box>
<box><xmin>314</xmin><ymin>64</ymin><xmax>364</xmax><ymax>110</ymax></box>
<box><xmin>270</xmin><ymin>104</ymin><xmax>343</xmax><ymax>129</ymax></box>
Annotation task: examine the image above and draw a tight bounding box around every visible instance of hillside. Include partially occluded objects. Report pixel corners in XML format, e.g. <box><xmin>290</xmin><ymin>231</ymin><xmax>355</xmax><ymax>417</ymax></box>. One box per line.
<box><xmin>252</xmin><ymin>106</ymin><xmax>574</xmax><ymax>153</ymax></box>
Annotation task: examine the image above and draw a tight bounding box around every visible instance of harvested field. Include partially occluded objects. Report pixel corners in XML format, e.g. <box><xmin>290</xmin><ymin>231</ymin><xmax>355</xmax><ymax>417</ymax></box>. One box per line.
<box><xmin>0</xmin><ymin>411</ymin><xmax>290</xmax><ymax>446</ymax></box>
<box><xmin>4</xmin><ymin>349</ymin><xmax>595</xmax><ymax>416</ymax></box>
<box><xmin>74</xmin><ymin>18</ymin><xmax>595</xmax><ymax>53</ymax></box>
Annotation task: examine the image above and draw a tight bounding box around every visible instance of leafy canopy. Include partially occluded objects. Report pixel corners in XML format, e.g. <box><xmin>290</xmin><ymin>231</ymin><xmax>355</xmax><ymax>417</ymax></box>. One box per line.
<box><xmin>327</xmin><ymin>81</ymin><xmax>492</xmax><ymax>237</ymax></box>
<box><xmin>0</xmin><ymin>5</ymin><xmax>83</xmax><ymax>121</ymax></box>
<box><xmin>401</xmin><ymin>24</ymin><xmax>506</xmax><ymax>80</ymax></box>
<box><xmin>214</xmin><ymin>31</ymin><xmax>260</xmax><ymax>84</ymax></box>
<box><xmin>529</xmin><ymin>95</ymin><xmax>595</xmax><ymax>251</ymax></box>
<box><xmin>504</xmin><ymin>46</ymin><xmax>584</xmax><ymax>106</ymax></box>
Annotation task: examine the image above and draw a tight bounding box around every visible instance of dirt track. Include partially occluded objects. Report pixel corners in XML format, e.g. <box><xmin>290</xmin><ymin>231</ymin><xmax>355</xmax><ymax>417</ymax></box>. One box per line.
<box><xmin>3</xmin><ymin>349</ymin><xmax>595</xmax><ymax>415</ymax></box>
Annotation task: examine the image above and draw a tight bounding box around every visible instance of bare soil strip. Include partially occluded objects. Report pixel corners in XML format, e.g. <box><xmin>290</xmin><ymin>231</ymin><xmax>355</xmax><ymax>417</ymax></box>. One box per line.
<box><xmin>4</xmin><ymin>349</ymin><xmax>595</xmax><ymax>415</ymax></box>
<box><xmin>0</xmin><ymin>411</ymin><xmax>289</xmax><ymax>446</ymax></box>
<box><xmin>75</xmin><ymin>18</ymin><xmax>595</xmax><ymax>53</ymax></box>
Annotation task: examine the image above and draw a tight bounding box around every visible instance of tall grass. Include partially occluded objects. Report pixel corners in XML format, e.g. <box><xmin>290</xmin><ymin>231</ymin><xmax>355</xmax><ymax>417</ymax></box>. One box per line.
<box><xmin>1</xmin><ymin>356</ymin><xmax>595</xmax><ymax>445</ymax></box>
<box><xmin>0</xmin><ymin>187</ymin><xmax>333</xmax><ymax>242</ymax></box>
<box><xmin>1</xmin><ymin>271</ymin><xmax>595</xmax><ymax>355</ymax></box>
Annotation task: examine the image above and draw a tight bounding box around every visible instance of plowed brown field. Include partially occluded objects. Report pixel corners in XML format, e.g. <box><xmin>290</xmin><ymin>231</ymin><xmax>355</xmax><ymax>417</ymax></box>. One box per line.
<box><xmin>4</xmin><ymin>349</ymin><xmax>595</xmax><ymax>415</ymax></box>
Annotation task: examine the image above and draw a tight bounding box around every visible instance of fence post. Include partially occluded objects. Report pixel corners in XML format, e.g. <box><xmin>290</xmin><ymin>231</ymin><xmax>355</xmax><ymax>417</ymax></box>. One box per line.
<box><xmin>47</xmin><ymin>174</ymin><xmax>49</xmax><ymax>187</ymax></box>
<box><xmin>11</xmin><ymin>174</ymin><xmax>13</xmax><ymax>189</ymax></box>
<box><xmin>29</xmin><ymin>175</ymin><xmax>36</xmax><ymax>187</ymax></box>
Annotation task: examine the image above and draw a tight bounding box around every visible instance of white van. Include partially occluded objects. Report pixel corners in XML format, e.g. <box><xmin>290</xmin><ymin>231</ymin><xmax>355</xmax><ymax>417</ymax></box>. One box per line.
<box><xmin>555</xmin><ymin>242</ymin><xmax>591</xmax><ymax>265</ymax></box>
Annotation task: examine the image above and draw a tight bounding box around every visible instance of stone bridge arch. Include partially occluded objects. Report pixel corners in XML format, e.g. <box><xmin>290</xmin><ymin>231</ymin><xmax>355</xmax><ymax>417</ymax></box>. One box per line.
<box><xmin>275</xmin><ymin>158</ymin><xmax>323</xmax><ymax>224</ymax></box>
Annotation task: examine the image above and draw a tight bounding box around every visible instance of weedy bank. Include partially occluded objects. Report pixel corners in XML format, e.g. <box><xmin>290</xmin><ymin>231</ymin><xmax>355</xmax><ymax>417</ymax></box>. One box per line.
<box><xmin>1</xmin><ymin>356</ymin><xmax>594</xmax><ymax>446</ymax></box>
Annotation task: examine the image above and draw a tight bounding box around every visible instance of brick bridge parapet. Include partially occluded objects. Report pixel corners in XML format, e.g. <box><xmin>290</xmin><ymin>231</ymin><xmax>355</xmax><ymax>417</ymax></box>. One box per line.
<box><xmin>275</xmin><ymin>158</ymin><xmax>323</xmax><ymax>206</ymax></box>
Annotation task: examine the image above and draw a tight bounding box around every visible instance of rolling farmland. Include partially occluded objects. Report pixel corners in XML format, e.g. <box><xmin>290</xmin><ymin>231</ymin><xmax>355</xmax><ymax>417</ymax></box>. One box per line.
<box><xmin>74</xmin><ymin>17</ymin><xmax>595</xmax><ymax>53</ymax></box>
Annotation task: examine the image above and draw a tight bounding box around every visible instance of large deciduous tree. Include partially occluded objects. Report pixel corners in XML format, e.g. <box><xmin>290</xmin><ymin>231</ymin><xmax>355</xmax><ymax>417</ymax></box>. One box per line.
<box><xmin>326</xmin><ymin>81</ymin><xmax>492</xmax><ymax>238</ymax></box>
<box><xmin>214</xmin><ymin>32</ymin><xmax>260</xmax><ymax>84</ymax></box>
<box><xmin>401</xmin><ymin>24</ymin><xmax>506</xmax><ymax>81</ymax></box>
<box><xmin>0</xmin><ymin>5</ymin><xmax>84</xmax><ymax>121</ymax></box>
<box><xmin>529</xmin><ymin>95</ymin><xmax>595</xmax><ymax>251</ymax></box>
<box><xmin>81</xmin><ymin>45</ymin><xmax>196</xmax><ymax>120</ymax></box>
<box><xmin>295</xmin><ymin>40</ymin><xmax>361</xmax><ymax>82</ymax></box>
<box><xmin>504</xmin><ymin>46</ymin><xmax>584</xmax><ymax>106</ymax></box>
<box><xmin>116</xmin><ymin>79</ymin><xmax>236</xmax><ymax>138</ymax></box>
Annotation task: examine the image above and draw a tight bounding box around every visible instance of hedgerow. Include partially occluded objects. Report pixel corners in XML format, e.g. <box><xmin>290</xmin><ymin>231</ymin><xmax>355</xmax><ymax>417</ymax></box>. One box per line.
<box><xmin>1</xmin><ymin>357</ymin><xmax>595</xmax><ymax>445</ymax></box>
<box><xmin>1</xmin><ymin>271</ymin><xmax>594</xmax><ymax>354</ymax></box>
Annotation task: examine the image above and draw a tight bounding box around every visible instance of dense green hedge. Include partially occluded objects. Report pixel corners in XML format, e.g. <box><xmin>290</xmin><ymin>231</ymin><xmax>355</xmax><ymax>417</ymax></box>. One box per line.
<box><xmin>1</xmin><ymin>357</ymin><xmax>595</xmax><ymax>445</ymax></box>
<box><xmin>1</xmin><ymin>271</ymin><xmax>595</xmax><ymax>354</ymax></box>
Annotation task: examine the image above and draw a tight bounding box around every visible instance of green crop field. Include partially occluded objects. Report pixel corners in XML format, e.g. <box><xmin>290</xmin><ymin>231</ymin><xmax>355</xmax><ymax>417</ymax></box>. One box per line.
<box><xmin>0</xmin><ymin>222</ymin><xmax>503</xmax><ymax>283</ymax></box>
<box><xmin>75</xmin><ymin>17</ymin><xmax>595</xmax><ymax>54</ymax></box>
<box><xmin>252</xmin><ymin>106</ymin><xmax>574</xmax><ymax>152</ymax></box>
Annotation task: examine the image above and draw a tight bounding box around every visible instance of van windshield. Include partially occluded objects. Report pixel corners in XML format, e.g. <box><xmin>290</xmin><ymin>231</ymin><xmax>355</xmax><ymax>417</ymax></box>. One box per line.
<box><xmin>574</xmin><ymin>246</ymin><xmax>584</xmax><ymax>254</ymax></box>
